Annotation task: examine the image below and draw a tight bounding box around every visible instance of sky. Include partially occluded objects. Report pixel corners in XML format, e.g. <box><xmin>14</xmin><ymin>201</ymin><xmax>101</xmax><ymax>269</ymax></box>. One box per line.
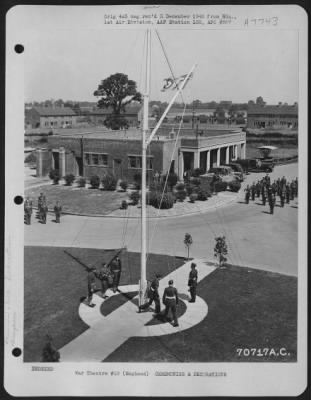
<box><xmin>19</xmin><ymin>6</ymin><xmax>299</xmax><ymax>105</ymax></box>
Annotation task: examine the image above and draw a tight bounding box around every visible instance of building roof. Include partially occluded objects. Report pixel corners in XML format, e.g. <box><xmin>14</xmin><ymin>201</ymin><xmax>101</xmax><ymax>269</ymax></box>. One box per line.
<box><xmin>33</xmin><ymin>106</ymin><xmax>76</xmax><ymax>116</ymax></box>
<box><xmin>248</xmin><ymin>105</ymin><xmax>298</xmax><ymax>116</ymax></box>
<box><xmin>91</xmin><ymin>104</ymin><xmax>142</xmax><ymax>115</ymax></box>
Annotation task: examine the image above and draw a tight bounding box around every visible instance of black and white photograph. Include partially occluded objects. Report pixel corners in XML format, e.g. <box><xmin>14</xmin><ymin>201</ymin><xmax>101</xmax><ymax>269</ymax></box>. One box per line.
<box><xmin>4</xmin><ymin>4</ymin><xmax>308</xmax><ymax>397</ymax></box>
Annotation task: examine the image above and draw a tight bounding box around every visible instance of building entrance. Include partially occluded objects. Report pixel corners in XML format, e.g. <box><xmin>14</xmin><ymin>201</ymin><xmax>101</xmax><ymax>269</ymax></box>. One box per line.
<box><xmin>113</xmin><ymin>159</ymin><xmax>123</xmax><ymax>180</ymax></box>
<box><xmin>75</xmin><ymin>157</ymin><xmax>83</xmax><ymax>176</ymax></box>
<box><xmin>52</xmin><ymin>152</ymin><xmax>59</xmax><ymax>170</ymax></box>
<box><xmin>183</xmin><ymin>152</ymin><xmax>194</xmax><ymax>174</ymax></box>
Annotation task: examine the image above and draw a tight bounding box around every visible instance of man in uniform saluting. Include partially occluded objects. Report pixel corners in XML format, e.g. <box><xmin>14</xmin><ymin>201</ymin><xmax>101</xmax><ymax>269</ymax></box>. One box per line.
<box><xmin>162</xmin><ymin>279</ymin><xmax>179</xmax><ymax>327</ymax></box>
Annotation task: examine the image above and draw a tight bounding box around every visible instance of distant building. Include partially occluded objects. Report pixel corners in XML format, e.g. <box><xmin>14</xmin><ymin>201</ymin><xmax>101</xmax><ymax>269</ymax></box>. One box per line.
<box><xmin>90</xmin><ymin>104</ymin><xmax>142</xmax><ymax>127</ymax></box>
<box><xmin>247</xmin><ymin>104</ymin><xmax>298</xmax><ymax>129</ymax></box>
<box><xmin>36</xmin><ymin>126</ymin><xmax>246</xmax><ymax>181</ymax></box>
<box><xmin>25</xmin><ymin>106</ymin><xmax>77</xmax><ymax>129</ymax></box>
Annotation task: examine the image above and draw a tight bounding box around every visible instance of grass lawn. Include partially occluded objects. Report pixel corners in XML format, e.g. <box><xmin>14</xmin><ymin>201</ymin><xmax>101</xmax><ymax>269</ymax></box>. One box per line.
<box><xmin>105</xmin><ymin>265</ymin><xmax>297</xmax><ymax>363</ymax></box>
<box><xmin>25</xmin><ymin>184</ymin><xmax>128</xmax><ymax>215</ymax></box>
<box><xmin>24</xmin><ymin>247</ymin><xmax>297</xmax><ymax>363</ymax></box>
<box><xmin>24</xmin><ymin>246</ymin><xmax>184</xmax><ymax>362</ymax></box>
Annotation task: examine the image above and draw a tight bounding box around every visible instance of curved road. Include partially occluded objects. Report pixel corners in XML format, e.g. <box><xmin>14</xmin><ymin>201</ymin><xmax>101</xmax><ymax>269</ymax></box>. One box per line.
<box><xmin>25</xmin><ymin>164</ymin><xmax>298</xmax><ymax>276</ymax></box>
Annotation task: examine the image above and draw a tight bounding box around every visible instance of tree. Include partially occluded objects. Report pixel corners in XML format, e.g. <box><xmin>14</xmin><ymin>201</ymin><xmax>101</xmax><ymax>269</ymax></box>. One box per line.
<box><xmin>256</xmin><ymin>96</ymin><xmax>266</xmax><ymax>106</ymax></box>
<box><xmin>94</xmin><ymin>73</ymin><xmax>142</xmax><ymax>130</ymax></box>
<box><xmin>214</xmin><ymin>236</ymin><xmax>228</xmax><ymax>267</ymax></box>
<box><xmin>184</xmin><ymin>233</ymin><xmax>193</xmax><ymax>260</ymax></box>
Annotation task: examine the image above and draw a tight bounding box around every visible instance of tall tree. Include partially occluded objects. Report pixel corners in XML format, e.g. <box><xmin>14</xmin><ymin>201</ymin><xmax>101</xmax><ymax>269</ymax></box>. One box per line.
<box><xmin>94</xmin><ymin>73</ymin><xmax>142</xmax><ymax>130</ymax></box>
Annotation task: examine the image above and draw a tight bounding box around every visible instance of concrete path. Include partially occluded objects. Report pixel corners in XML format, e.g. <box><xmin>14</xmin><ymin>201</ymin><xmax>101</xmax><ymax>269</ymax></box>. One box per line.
<box><xmin>60</xmin><ymin>259</ymin><xmax>216</xmax><ymax>362</ymax></box>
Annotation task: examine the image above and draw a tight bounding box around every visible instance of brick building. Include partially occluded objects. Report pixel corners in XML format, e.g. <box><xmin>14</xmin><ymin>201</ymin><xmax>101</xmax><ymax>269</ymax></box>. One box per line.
<box><xmin>36</xmin><ymin>127</ymin><xmax>246</xmax><ymax>181</ymax></box>
<box><xmin>25</xmin><ymin>106</ymin><xmax>77</xmax><ymax>129</ymax></box>
<box><xmin>90</xmin><ymin>104</ymin><xmax>142</xmax><ymax>127</ymax></box>
<box><xmin>247</xmin><ymin>104</ymin><xmax>298</xmax><ymax>129</ymax></box>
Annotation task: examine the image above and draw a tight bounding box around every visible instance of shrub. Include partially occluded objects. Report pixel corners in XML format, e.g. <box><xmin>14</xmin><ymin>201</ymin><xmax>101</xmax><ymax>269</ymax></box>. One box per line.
<box><xmin>90</xmin><ymin>175</ymin><xmax>100</xmax><ymax>189</ymax></box>
<box><xmin>147</xmin><ymin>191</ymin><xmax>175</xmax><ymax>209</ymax></box>
<box><xmin>77</xmin><ymin>177</ymin><xmax>86</xmax><ymax>187</ymax></box>
<box><xmin>228</xmin><ymin>181</ymin><xmax>241</xmax><ymax>192</ymax></box>
<box><xmin>49</xmin><ymin>169</ymin><xmax>60</xmax><ymax>184</ymax></box>
<box><xmin>130</xmin><ymin>190</ymin><xmax>140</xmax><ymax>205</ymax></box>
<box><xmin>119</xmin><ymin>180</ymin><xmax>128</xmax><ymax>191</ymax></box>
<box><xmin>189</xmin><ymin>193</ymin><xmax>198</xmax><ymax>203</ymax></box>
<box><xmin>149</xmin><ymin>181</ymin><xmax>165</xmax><ymax>193</ymax></box>
<box><xmin>24</xmin><ymin>152</ymin><xmax>37</xmax><ymax>165</ymax></box>
<box><xmin>120</xmin><ymin>200</ymin><xmax>128</xmax><ymax>210</ymax></box>
<box><xmin>190</xmin><ymin>177</ymin><xmax>201</xmax><ymax>186</ymax></box>
<box><xmin>64</xmin><ymin>174</ymin><xmax>75</xmax><ymax>186</ymax></box>
<box><xmin>166</xmin><ymin>172</ymin><xmax>178</xmax><ymax>190</ymax></box>
<box><xmin>175</xmin><ymin>190</ymin><xmax>187</xmax><ymax>202</ymax></box>
<box><xmin>214</xmin><ymin>181</ymin><xmax>227</xmax><ymax>192</ymax></box>
<box><xmin>101</xmin><ymin>173</ymin><xmax>117</xmax><ymax>191</ymax></box>
<box><xmin>196</xmin><ymin>187</ymin><xmax>209</xmax><ymax>201</ymax></box>
<box><xmin>175</xmin><ymin>182</ymin><xmax>185</xmax><ymax>191</ymax></box>
<box><xmin>192</xmin><ymin>168</ymin><xmax>204</xmax><ymax>177</ymax></box>
<box><xmin>185</xmin><ymin>183</ymin><xmax>196</xmax><ymax>196</ymax></box>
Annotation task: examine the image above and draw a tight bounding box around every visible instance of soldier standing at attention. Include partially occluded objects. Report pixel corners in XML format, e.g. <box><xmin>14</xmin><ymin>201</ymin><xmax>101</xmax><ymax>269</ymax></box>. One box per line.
<box><xmin>87</xmin><ymin>268</ymin><xmax>97</xmax><ymax>307</ymax></box>
<box><xmin>251</xmin><ymin>183</ymin><xmax>256</xmax><ymax>201</ymax></box>
<box><xmin>111</xmin><ymin>256</ymin><xmax>122</xmax><ymax>293</ymax></box>
<box><xmin>54</xmin><ymin>201</ymin><xmax>62</xmax><ymax>223</ymax></box>
<box><xmin>286</xmin><ymin>184</ymin><xmax>291</xmax><ymax>204</ymax></box>
<box><xmin>280</xmin><ymin>186</ymin><xmax>285</xmax><ymax>208</ymax></box>
<box><xmin>268</xmin><ymin>192</ymin><xmax>275</xmax><ymax>215</ymax></box>
<box><xmin>41</xmin><ymin>202</ymin><xmax>48</xmax><ymax>224</ymax></box>
<box><xmin>188</xmin><ymin>263</ymin><xmax>198</xmax><ymax>303</ymax></box>
<box><xmin>24</xmin><ymin>197</ymin><xmax>33</xmax><ymax>225</ymax></box>
<box><xmin>162</xmin><ymin>279</ymin><xmax>179</xmax><ymax>327</ymax></box>
<box><xmin>139</xmin><ymin>273</ymin><xmax>161</xmax><ymax>314</ymax></box>
<box><xmin>244</xmin><ymin>185</ymin><xmax>250</xmax><ymax>204</ymax></box>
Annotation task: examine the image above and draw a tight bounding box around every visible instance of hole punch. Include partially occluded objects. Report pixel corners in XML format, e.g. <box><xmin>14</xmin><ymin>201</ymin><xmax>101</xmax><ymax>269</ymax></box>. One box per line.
<box><xmin>12</xmin><ymin>347</ymin><xmax>22</xmax><ymax>357</ymax></box>
<box><xmin>14</xmin><ymin>44</ymin><xmax>24</xmax><ymax>54</ymax></box>
<box><xmin>14</xmin><ymin>195</ymin><xmax>23</xmax><ymax>205</ymax></box>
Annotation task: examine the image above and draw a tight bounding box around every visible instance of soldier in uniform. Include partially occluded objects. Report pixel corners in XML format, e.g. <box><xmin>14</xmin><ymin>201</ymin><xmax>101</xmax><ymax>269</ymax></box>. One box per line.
<box><xmin>162</xmin><ymin>279</ymin><xmax>179</xmax><ymax>327</ymax></box>
<box><xmin>280</xmin><ymin>186</ymin><xmax>285</xmax><ymax>208</ymax></box>
<box><xmin>41</xmin><ymin>202</ymin><xmax>48</xmax><ymax>224</ymax></box>
<box><xmin>188</xmin><ymin>263</ymin><xmax>198</xmax><ymax>303</ymax></box>
<box><xmin>256</xmin><ymin>181</ymin><xmax>261</xmax><ymax>198</ymax></box>
<box><xmin>54</xmin><ymin>201</ymin><xmax>62</xmax><ymax>223</ymax></box>
<box><xmin>260</xmin><ymin>184</ymin><xmax>266</xmax><ymax>206</ymax></box>
<box><xmin>250</xmin><ymin>183</ymin><xmax>256</xmax><ymax>201</ymax></box>
<box><xmin>24</xmin><ymin>197</ymin><xmax>33</xmax><ymax>225</ymax></box>
<box><xmin>268</xmin><ymin>192</ymin><xmax>275</xmax><ymax>215</ymax></box>
<box><xmin>286</xmin><ymin>184</ymin><xmax>290</xmax><ymax>204</ymax></box>
<box><xmin>94</xmin><ymin>263</ymin><xmax>110</xmax><ymax>299</ymax></box>
<box><xmin>86</xmin><ymin>268</ymin><xmax>97</xmax><ymax>307</ymax></box>
<box><xmin>110</xmin><ymin>256</ymin><xmax>122</xmax><ymax>293</ymax></box>
<box><xmin>37</xmin><ymin>193</ymin><xmax>44</xmax><ymax>220</ymax></box>
<box><xmin>139</xmin><ymin>273</ymin><xmax>161</xmax><ymax>314</ymax></box>
<box><xmin>290</xmin><ymin>181</ymin><xmax>295</xmax><ymax>200</ymax></box>
<box><xmin>244</xmin><ymin>185</ymin><xmax>250</xmax><ymax>204</ymax></box>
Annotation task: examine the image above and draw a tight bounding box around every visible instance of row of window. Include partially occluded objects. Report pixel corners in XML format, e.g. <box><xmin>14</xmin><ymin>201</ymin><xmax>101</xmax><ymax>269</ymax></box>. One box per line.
<box><xmin>84</xmin><ymin>153</ymin><xmax>154</xmax><ymax>169</ymax></box>
<box><xmin>44</xmin><ymin>120</ymin><xmax>73</xmax><ymax>127</ymax></box>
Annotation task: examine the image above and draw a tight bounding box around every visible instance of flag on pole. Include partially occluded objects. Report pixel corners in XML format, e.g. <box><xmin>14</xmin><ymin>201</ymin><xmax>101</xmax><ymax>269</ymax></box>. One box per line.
<box><xmin>161</xmin><ymin>73</ymin><xmax>194</xmax><ymax>92</ymax></box>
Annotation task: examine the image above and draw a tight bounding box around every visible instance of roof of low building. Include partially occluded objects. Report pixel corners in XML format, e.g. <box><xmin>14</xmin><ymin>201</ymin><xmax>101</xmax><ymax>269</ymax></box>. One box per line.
<box><xmin>248</xmin><ymin>105</ymin><xmax>298</xmax><ymax>116</ymax></box>
<box><xmin>33</xmin><ymin>106</ymin><xmax>76</xmax><ymax>116</ymax></box>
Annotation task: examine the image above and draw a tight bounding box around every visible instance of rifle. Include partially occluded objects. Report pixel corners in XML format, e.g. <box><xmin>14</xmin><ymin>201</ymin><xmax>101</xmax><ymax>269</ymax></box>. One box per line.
<box><xmin>63</xmin><ymin>247</ymin><xmax>126</xmax><ymax>272</ymax></box>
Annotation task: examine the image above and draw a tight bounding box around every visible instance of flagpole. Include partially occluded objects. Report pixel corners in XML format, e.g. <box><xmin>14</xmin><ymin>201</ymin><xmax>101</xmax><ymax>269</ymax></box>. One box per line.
<box><xmin>139</xmin><ymin>28</ymin><xmax>151</xmax><ymax>307</ymax></box>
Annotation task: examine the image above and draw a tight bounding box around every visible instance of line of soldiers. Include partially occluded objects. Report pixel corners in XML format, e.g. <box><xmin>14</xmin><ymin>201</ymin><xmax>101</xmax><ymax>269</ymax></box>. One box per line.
<box><xmin>87</xmin><ymin>256</ymin><xmax>122</xmax><ymax>307</ymax></box>
<box><xmin>24</xmin><ymin>193</ymin><xmax>62</xmax><ymax>224</ymax></box>
<box><xmin>244</xmin><ymin>175</ymin><xmax>298</xmax><ymax>214</ymax></box>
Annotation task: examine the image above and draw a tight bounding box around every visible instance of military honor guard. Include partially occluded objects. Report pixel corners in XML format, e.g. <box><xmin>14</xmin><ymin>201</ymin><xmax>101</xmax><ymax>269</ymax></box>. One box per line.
<box><xmin>188</xmin><ymin>263</ymin><xmax>198</xmax><ymax>303</ymax></box>
<box><xmin>162</xmin><ymin>279</ymin><xmax>179</xmax><ymax>327</ymax></box>
<box><xmin>94</xmin><ymin>263</ymin><xmax>111</xmax><ymax>299</ymax></box>
<box><xmin>24</xmin><ymin>197</ymin><xmax>33</xmax><ymax>225</ymax></box>
<box><xmin>87</xmin><ymin>268</ymin><xmax>97</xmax><ymax>307</ymax></box>
<box><xmin>244</xmin><ymin>185</ymin><xmax>250</xmax><ymax>204</ymax></box>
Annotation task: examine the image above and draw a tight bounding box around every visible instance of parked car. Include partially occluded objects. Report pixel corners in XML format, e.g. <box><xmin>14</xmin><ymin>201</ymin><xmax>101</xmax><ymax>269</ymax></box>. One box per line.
<box><xmin>235</xmin><ymin>158</ymin><xmax>274</xmax><ymax>173</ymax></box>
<box><xmin>206</xmin><ymin>166</ymin><xmax>239</xmax><ymax>184</ymax></box>
<box><xmin>223</xmin><ymin>163</ymin><xmax>244</xmax><ymax>182</ymax></box>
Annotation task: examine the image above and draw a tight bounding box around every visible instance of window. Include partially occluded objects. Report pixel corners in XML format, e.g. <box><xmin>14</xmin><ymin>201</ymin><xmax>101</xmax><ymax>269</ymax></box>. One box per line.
<box><xmin>84</xmin><ymin>152</ymin><xmax>108</xmax><ymax>166</ymax></box>
<box><xmin>128</xmin><ymin>155</ymin><xmax>153</xmax><ymax>170</ymax></box>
